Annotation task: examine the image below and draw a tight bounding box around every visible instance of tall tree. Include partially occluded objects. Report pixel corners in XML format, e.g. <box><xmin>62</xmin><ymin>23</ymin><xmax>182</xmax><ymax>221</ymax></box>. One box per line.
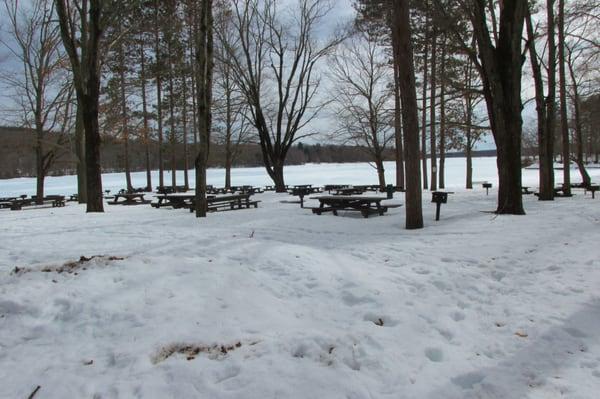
<box><xmin>525</xmin><ymin>1</ymin><xmax>556</xmax><ymax>200</ymax></box>
<box><xmin>330</xmin><ymin>28</ymin><xmax>394</xmax><ymax>190</ymax></box>
<box><xmin>55</xmin><ymin>0</ymin><xmax>113</xmax><ymax>212</ymax></box>
<box><xmin>558</xmin><ymin>0</ymin><xmax>571</xmax><ymax>194</ymax></box>
<box><xmin>194</xmin><ymin>0</ymin><xmax>213</xmax><ymax>217</ymax></box>
<box><xmin>2</xmin><ymin>0</ymin><xmax>73</xmax><ymax>204</ymax></box>
<box><xmin>392</xmin><ymin>0</ymin><xmax>423</xmax><ymax>229</ymax></box>
<box><xmin>437</xmin><ymin>0</ymin><xmax>527</xmax><ymax>214</ymax></box>
<box><xmin>220</xmin><ymin>0</ymin><xmax>340</xmax><ymax>192</ymax></box>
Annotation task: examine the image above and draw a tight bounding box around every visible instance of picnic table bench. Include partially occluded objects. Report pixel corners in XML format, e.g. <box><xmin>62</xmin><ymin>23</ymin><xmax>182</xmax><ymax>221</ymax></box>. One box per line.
<box><xmin>10</xmin><ymin>195</ymin><xmax>65</xmax><ymax>210</ymax></box>
<box><xmin>521</xmin><ymin>186</ymin><xmax>533</xmax><ymax>195</ymax></box>
<box><xmin>309</xmin><ymin>195</ymin><xmax>397</xmax><ymax>218</ymax></box>
<box><xmin>152</xmin><ymin>193</ymin><xmax>196</xmax><ymax>208</ymax></box>
<box><xmin>189</xmin><ymin>194</ymin><xmax>260</xmax><ymax>213</ymax></box>
<box><xmin>0</xmin><ymin>197</ymin><xmax>17</xmax><ymax>209</ymax></box>
<box><xmin>109</xmin><ymin>193</ymin><xmax>150</xmax><ymax>205</ymax></box>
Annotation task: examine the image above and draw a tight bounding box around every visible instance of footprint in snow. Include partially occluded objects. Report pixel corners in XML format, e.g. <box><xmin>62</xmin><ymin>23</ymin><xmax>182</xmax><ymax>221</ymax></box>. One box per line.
<box><xmin>425</xmin><ymin>347</ymin><xmax>444</xmax><ymax>362</ymax></box>
<box><xmin>451</xmin><ymin>372</ymin><xmax>485</xmax><ymax>389</ymax></box>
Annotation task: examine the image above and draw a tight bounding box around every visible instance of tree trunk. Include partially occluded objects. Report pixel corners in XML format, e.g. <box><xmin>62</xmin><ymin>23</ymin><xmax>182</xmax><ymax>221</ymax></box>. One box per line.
<box><xmin>118</xmin><ymin>40</ymin><xmax>133</xmax><ymax>192</ymax></box>
<box><xmin>470</xmin><ymin>0</ymin><xmax>526</xmax><ymax>214</ymax></box>
<box><xmin>75</xmin><ymin>106</ymin><xmax>87</xmax><ymax>203</ymax></box>
<box><xmin>194</xmin><ymin>0</ymin><xmax>213</xmax><ymax>218</ymax></box>
<box><xmin>35</xmin><ymin>127</ymin><xmax>45</xmax><ymax>204</ymax></box>
<box><xmin>421</xmin><ymin>18</ymin><xmax>429</xmax><ymax>191</ymax></box>
<box><xmin>82</xmin><ymin>94</ymin><xmax>104</xmax><ymax>212</ymax></box>
<box><xmin>558</xmin><ymin>0</ymin><xmax>571</xmax><ymax>194</ymax></box>
<box><xmin>439</xmin><ymin>36</ymin><xmax>447</xmax><ymax>189</ymax></box>
<box><xmin>526</xmin><ymin>6</ymin><xmax>555</xmax><ymax>200</ymax></box>
<box><xmin>393</xmin><ymin>50</ymin><xmax>405</xmax><ymax>189</ymax></box>
<box><xmin>392</xmin><ymin>0</ymin><xmax>423</xmax><ymax>229</ymax></box>
<box><xmin>376</xmin><ymin>158</ymin><xmax>386</xmax><ymax>190</ymax></box>
<box><xmin>182</xmin><ymin>74</ymin><xmax>190</xmax><ymax>190</ymax></box>
<box><xmin>567</xmin><ymin>56</ymin><xmax>591</xmax><ymax>187</ymax></box>
<box><xmin>140</xmin><ymin>40</ymin><xmax>152</xmax><ymax>191</ymax></box>
<box><xmin>466</xmin><ymin>140</ymin><xmax>473</xmax><ymax>189</ymax></box>
<box><xmin>167</xmin><ymin>36</ymin><xmax>177</xmax><ymax>190</ymax></box>
<box><xmin>154</xmin><ymin>1</ymin><xmax>165</xmax><ymax>188</ymax></box>
<box><xmin>429</xmin><ymin>27</ymin><xmax>438</xmax><ymax>191</ymax></box>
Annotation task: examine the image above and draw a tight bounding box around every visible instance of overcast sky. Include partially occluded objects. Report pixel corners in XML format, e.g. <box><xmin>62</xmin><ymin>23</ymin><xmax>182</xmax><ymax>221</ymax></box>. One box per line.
<box><xmin>0</xmin><ymin>0</ymin><xmax>508</xmax><ymax>148</ymax></box>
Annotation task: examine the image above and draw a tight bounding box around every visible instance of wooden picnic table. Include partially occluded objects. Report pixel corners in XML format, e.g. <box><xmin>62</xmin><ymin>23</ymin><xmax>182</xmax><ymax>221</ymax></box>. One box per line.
<box><xmin>110</xmin><ymin>193</ymin><xmax>149</xmax><ymax>205</ymax></box>
<box><xmin>521</xmin><ymin>186</ymin><xmax>532</xmax><ymax>194</ymax></box>
<box><xmin>309</xmin><ymin>195</ymin><xmax>392</xmax><ymax>218</ymax></box>
<box><xmin>9</xmin><ymin>195</ymin><xmax>65</xmax><ymax>210</ymax></box>
<box><xmin>153</xmin><ymin>193</ymin><xmax>196</xmax><ymax>208</ymax></box>
<box><xmin>333</xmin><ymin>187</ymin><xmax>365</xmax><ymax>196</ymax></box>
<box><xmin>189</xmin><ymin>193</ymin><xmax>260</xmax><ymax>213</ymax></box>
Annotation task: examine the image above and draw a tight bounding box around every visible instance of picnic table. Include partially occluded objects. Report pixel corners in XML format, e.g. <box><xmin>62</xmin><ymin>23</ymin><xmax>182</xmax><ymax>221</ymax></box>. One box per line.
<box><xmin>333</xmin><ymin>187</ymin><xmax>365</xmax><ymax>196</ymax></box>
<box><xmin>288</xmin><ymin>187</ymin><xmax>313</xmax><ymax>207</ymax></box>
<box><xmin>585</xmin><ymin>185</ymin><xmax>599</xmax><ymax>199</ymax></box>
<box><xmin>189</xmin><ymin>194</ymin><xmax>260</xmax><ymax>213</ymax></box>
<box><xmin>156</xmin><ymin>185</ymin><xmax>188</xmax><ymax>195</ymax></box>
<box><xmin>109</xmin><ymin>193</ymin><xmax>149</xmax><ymax>205</ymax></box>
<box><xmin>309</xmin><ymin>195</ymin><xmax>395</xmax><ymax>218</ymax></box>
<box><xmin>153</xmin><ymin>193</ymin><xmax>197</xmax><ymax>208</ymax></box>
<box><xmin>10</xmin><ymin>195</ymin><xmax>65</xmax><ymax>210</ymax></box>
<box><xmin>324</xmin><ymin>184</ymin><xmax>350</xmax><ymax>193</ymax></box>
<box><xmin>0</xmin><ymin>197</ymin><xmax>17</xmax><ymax>209</ymax></box>
<box><xmin>521</xmin><ymin>186</ymin><xmax>533</xmax><ymax>195</ymax></box>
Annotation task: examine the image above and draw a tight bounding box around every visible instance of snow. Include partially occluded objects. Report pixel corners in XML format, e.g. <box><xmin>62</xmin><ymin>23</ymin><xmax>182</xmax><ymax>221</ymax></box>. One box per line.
<box><xmin>1</xmin><ymin>157</ymin><xmax>596</xmax><ymax>198</ymax></box>
<box><xmin>1</xmin><ymin>157</ymin><xmax>600</xmax><ymax>399</ymax></box>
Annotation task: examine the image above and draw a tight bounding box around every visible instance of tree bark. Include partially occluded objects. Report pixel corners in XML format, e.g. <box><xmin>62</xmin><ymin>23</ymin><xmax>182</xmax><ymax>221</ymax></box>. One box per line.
<box><xmin>439</xmin><ymin>36</ymin><xmax>447</xmax><ymax>189</ymax></box>
<box><xmin>429</xmin><ymin>27</ymin><xmax>438</xmax><ymax>191</ymax></box>
<box><xmin>393</xmin><ymin>47</ymin><xmax>405</xmax><ymax>189</ymax></box>
<box><xmin>558</xmin><ymin>0</ymin><xmax>571</xmax><ymax>194</ymax></box>
<box><xmin>118</xmin><ymin>39</ymin><xmax>133</xmax><ymax>192</ymax></box>
<box><xmin>194</xmin><ymin>0</ymin><xmax>213</xmax><ymax>218</ymax></box>
<box><xmin>139</xmin><ymin>39</ymin><xmax>152</xmax><ymax>191</ymax></box>
<box><xmin>421</xmin><ymin>18</ymin><xmax>429</xmax><ymax>191</ymax></box>
<box><xmin>470</xmin><ymin>0</ymin><xmax>526</xmax><ymax>214</ymax></box>
<box><xmin>56</xmin><ymin>0</ymin><xmax>105</xmax><ymax>212</ymax></box>
<box><xmin>567</xmin><ymin>52</ymin><xmax>591</xmax><ymax>187</ymax></box>
<box><xmin>75</xmin><ymin>106</ymin><xmax>87</xmax><ymax>203</ymax></box>
<box><xmin>392</xmin><ymin>0</ymin><xmax>423</xmax><ymax>229</ymax></box>
<box><xmin>154</xmin><ymin>0</ymin><xmax>165</xmax><ymax>188</ymax></box>
<box><xmin>525</xmin><ymin>5</ymin><xmax>555</xmax><ymax>200</ymax></box>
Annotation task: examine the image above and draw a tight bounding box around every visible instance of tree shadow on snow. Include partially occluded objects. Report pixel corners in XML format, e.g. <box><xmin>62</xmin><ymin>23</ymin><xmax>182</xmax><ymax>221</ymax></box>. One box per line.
<box><xmin>425</xmin><ymin>299</ymin><xmax>600</xmax><ymax>399</ymax></box>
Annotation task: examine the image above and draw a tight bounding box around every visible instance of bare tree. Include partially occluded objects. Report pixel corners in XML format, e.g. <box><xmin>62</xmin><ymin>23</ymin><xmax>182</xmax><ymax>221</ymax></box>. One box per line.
<box><xmin>558</xmin><ymin>0</ymin><xmax>571</xmax><ymax>195</ymax></box>
<box><xmin>392</xmin><ymin>0</ymin><xmax>423</xmax><ymax>229</ymax></box>
<box><xmin>55</xmin><ymin>0</ymin><xmax>114</xmax><ymax>212</ymax></box>
<box><xmin>1</xmin><ymin>0</ymin><xmax>73</xmax><ymax>204</ymax></box>
<box><xmin>525</xmin><ymin>1</ymin><xmax>556</xmax><ymax>200</ymax></box>
<box><xmin>220</xmin><ymin>0</ymin><xmax>341</xmax><ymax>192</ymax></box>
<box><xmin>213</xmin><ymin>2</ymin><xmax>254</xmax><ymax>188</ymax></box>
<box><xmin>330</xmin><ymin>28</ymin><xmax>394</xmax><ymax>189</ymax></box>
<box><xmin>435</xmin><ymin>0</ymin><xmax>527</xmax><ymax>214</ymax></box>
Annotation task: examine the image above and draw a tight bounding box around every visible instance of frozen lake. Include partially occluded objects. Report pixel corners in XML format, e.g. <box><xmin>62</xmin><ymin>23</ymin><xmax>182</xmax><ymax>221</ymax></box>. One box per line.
<box><xmin>0</xmin><ymin>157</ymin><xmax>597</xmax><ymax>197</ymax></box>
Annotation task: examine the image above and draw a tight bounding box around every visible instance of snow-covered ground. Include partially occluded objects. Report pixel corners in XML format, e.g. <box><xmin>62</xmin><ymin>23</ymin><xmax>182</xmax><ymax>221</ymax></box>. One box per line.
<box><xmin>1</xmin><ymin>158</ymin><xmax>600</xmax><ymax>399</ymax></box>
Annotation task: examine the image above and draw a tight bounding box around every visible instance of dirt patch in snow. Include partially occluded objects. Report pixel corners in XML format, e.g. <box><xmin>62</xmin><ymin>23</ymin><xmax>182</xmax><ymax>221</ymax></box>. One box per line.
<box><xmin>11</xmin><ymin>255</ymin><xmax>125</xmax><ymax>275</ymax></box>
<box><xmin>152</xmin><ymin>341</ymin><xmax>243</xmax><ymax>364</ymax></box>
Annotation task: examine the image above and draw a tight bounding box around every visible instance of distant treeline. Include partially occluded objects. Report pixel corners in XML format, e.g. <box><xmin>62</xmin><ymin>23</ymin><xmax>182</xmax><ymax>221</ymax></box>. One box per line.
<box><xmin>0</xmin><ymin>126</ymin><xmax>499</xmax><ymax>179</ymax></box>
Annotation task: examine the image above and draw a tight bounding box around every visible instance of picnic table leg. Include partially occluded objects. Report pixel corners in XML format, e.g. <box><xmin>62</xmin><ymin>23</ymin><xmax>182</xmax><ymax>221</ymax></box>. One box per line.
<box><xmin>300</xmin><ymin>194</ymin><xmax>304</xmax><ymax>208</ymax></box>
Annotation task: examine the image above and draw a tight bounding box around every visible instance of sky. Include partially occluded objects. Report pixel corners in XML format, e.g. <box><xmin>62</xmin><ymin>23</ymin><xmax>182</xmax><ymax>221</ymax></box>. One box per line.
<box><xmin>0</xmin><ymin>0</ymin><xmax>549</xmax><ymax>152</ymax></box>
